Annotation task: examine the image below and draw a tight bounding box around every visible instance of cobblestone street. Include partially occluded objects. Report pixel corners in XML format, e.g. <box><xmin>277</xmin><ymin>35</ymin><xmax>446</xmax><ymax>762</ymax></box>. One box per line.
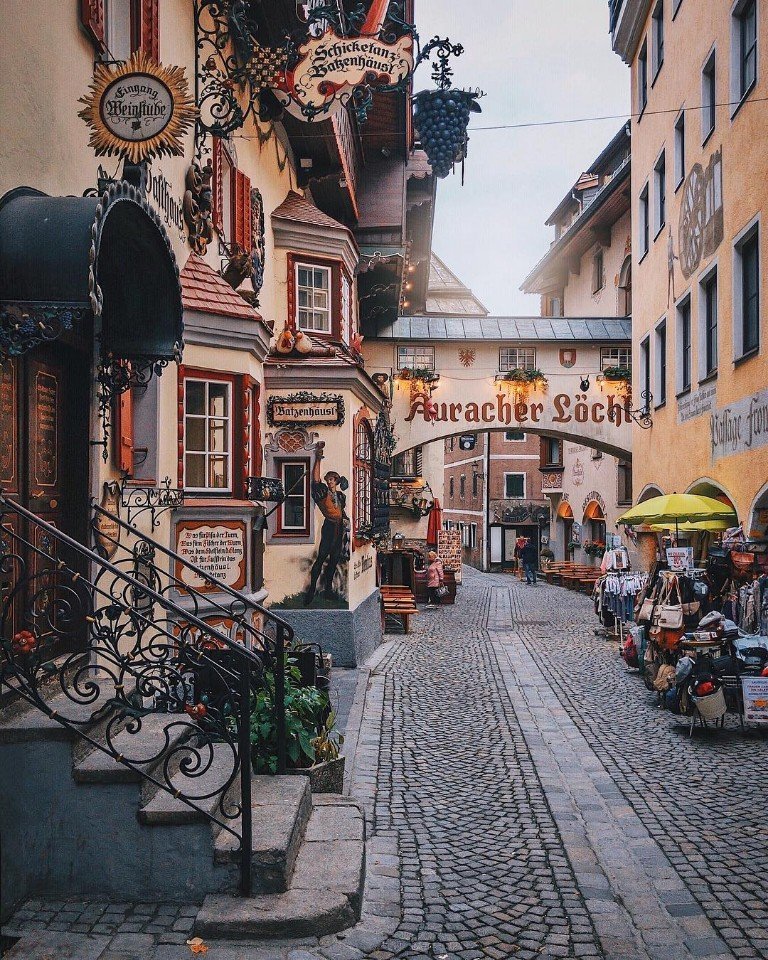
<box><xmin>6</xmin><ymin>568</ymin><xmax>768</xmax><ymax>959</ymax></box>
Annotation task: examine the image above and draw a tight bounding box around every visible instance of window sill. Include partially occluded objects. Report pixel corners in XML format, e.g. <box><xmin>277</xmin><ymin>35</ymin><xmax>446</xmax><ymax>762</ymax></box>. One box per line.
<box><xmin>637</xmin><ymin>103</ymin><xmax>647</xmax><ymax>123</ymax></box>
<box><xmin>651</xmin><ymin>63</ymin><xmax>663</xmax><ymax>88</ymax></box>
<box><xmin>731</xmin><ymin>80</ymin><xmax>757</xmax><ymax>121</ymax></box>
<box><xmin>735</xmin><ymin>346</ymin><xmax>760</xmax><ymax>367</ymax></box>
<box><xmin>698</xmin><ymin>370</ymin><xmax>718</xmax><ymax>385</ymax></box>
<box><xmin>654</xmin><ymin>400</ymin><xmax>667</xmax><ymax>411</ymax></box>
<box><xmin>638</xmin><ymin>249</ymin><xmax>649</xmax><ymax>266</ymax></box>
<box><xmin>182</xmin><ymin>497</ymin><xmax>253</xmax><ymax>507</ymax></box>
<box><xmin>676</xmin><ymin>387</ymin><xmax>692</xmax><ymax>399</ymax></box>
<box><xmin>654</xmin><ymin>223</ymin><xmax>666</xmax><ymax>243</ymax></box>
<box><xmin>674</xmin><ymin>176</ymin><xmax>684</xmax><ymax>194</ymax></box>
<box><xmin>702</xmin><ymin>126</ymin><xmax>716</xmax><ymax>149</ymax></box>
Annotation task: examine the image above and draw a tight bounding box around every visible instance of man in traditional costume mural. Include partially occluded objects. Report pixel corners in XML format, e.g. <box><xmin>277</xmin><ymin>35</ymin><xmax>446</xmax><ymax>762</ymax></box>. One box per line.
<box><xmin>305</xmin><ymin>446</ymin><xmax>349</xmax><ymax>603</ymax></box>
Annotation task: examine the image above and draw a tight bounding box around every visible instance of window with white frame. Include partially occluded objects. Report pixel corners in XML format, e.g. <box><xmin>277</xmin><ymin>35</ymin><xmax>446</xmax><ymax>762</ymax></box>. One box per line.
<box><xmin>505</xmin><ymin>473</ymin><xmax>526</xmax><ymax>499</ymax></box>
<box><xmin>700</xmin><ymin>267</ymin><xmax>718</xmax><ymax>378</ymax></box>
<box><xmin>674</xmin><ymin>111</ymin><xmax>685</xmax><ymax>187</ymax></box>
<box><xmin>184</xmin><ymin>378</ymin><xmax>232</xmax><ymax>492</ymax></box>
<box><xmin>592</xmin><ymin>249</ymin><xmax>605</xmax><ymax>293</ymax></box>
<box><xmin>296</xmin><ymin>264</ymin><xmax>331</xmax><ymax>333</ymax></box>
<box><xmin>499</xmin><ymin>347</ymin><xmax>536</xmax><ymax>371</ymax></box>
<box><xmin>676</xmin><ymin>295</ymin><xmax>692</xmax><ymax>394</ymax></box>
<box><xmin>601</xmin><ymin>347</ymin><xmax>632</xmax><ymax>370</ymax></box>
<box><xmin>734</xmin><ymin>221</ymin><xmax>760</xmax><ymax>358</ymax></box>
<box><xmin>655</xmin><ymin>319</ymin><xmax>667</xmax><ymax>406</ymax></box>
<box><xmin>505</xmin><ymin>430</ymin><xmax>526</xmax><ymax>442</ymax></box>
<box><xmin>639</xmin><ymin>183</ymin><xmax>650</xmax><ymax>256</ymax></box>
<box><xmin>654</xmin><ymin>151</ymin><xmax>666</xmax><ymax>234</ymax></box>
<box><xmin>640</xmin><ymin>336</ymin><xmax>651</xmax><ymax>412</ymax></box>
<box><xmin>652</xmin><ymin>0</ymin><xmax>664</xmax><ymax>78</ymax></box>
<box><xmin>702</xmin><ymin>49</ymin><xmax>716</xmax><ymax>141</ymax></box>
<box><xmin>732</xmin><ymin>0</ymin><xmax>757</xmax><ymax>106</ymax></box>
<box><xmin>397</xmin><ymin>345</ymin><xmax>435</xmax><ymax>371</ymax></box>
<box><xmin>279</xmin><ymin>460</ymin><xmax>309</xmax><ymax>533</ymax></box>
<box><xmin>341</xmin><ymin>272</ymin><xmax>352</xmax><ymax>343</ymax></box>
<box><xmin>638</xmin><ymin>39</ymin><xmax>648</xmax><ymax>112</ymax></box>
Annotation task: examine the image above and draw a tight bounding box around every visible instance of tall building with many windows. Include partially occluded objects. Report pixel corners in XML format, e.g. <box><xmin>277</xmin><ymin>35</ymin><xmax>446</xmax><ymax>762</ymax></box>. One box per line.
<box><xmin>610</xmin><ymin>0</ymin><xmax>768</xmax><ymax>533</ymax></box>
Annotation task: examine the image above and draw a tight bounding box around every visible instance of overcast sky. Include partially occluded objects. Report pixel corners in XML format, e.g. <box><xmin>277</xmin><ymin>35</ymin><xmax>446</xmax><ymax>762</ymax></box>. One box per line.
<box><xmin>416</xmin><ymin>0</ymin><xmax>631</xmax><ymax>315</ymax></box>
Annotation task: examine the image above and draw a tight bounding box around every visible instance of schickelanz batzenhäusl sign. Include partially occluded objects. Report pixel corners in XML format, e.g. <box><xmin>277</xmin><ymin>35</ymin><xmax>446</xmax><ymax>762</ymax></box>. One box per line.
<box><xmin>267</xmin><ymin>393</ymin><xmax>345</xmax><ymax>427</ymax></box>
<box><xmin>710</xmin><ymin>388</ymin><xmax>768</xmax><ymax>461</ymax></box>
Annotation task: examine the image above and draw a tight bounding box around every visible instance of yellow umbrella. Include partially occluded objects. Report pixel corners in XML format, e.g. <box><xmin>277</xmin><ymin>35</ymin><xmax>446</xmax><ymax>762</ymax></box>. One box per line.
<box><xmin>646</xmin><ymin>518</ymin><xmax>732</xmax><ymax>533</ymax></box>
<box><xmin>616</xmin><ymin>493</ymin><xmax>737</xmax><ymax>540</ymax></box>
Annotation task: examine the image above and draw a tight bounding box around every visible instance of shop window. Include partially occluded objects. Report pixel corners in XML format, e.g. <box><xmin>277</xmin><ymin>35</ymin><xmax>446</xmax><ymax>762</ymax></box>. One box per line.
<box><xmin>702</xmin><ymin>50</ymin><xmax>716</xmax><ymax>141</ymax></box>
<box><xmin>462</xmin><ymin>523</ymin><xmax>477</xmax><ymax>549</ymax></box>
<box><xmin>676</xmin><ymin>295</ymin><xmax>692</xmax><ymax>393</ymax></box>
<box><xmin>699</xmin><ymin>267</ymin><xmax>718</xmax><ymax>378</ymax></box>
<box><xmin>278</xmin><ymin>460</ymin><xmax>310</xmax><ymax>534</ymax></box>
<box><xmin>734</xmin><ymin>222</ymin><xmax>760</xmax><ymax>358</ymax></box>
<box><xmin>655</xmin><ymin>319</ymin><xmax>667</xmax><ymax>406</ymax></box>
<box><xmin>505</xmin><ymin>473</ymin><xmax>525</xmax><ymax>499</ymax></box>
<box><xmin>618</xmin><ymin>461</ymin><xmax>633</xmax><ymax>506</ymax></box>
<box><xmin>638</xmin><ymin>39</ymin><xmax>648</xmax><ymax>113</ymax></box>
<box><xmin>184</xmin><ymin>378</ymin><xmax>232</xmax><ymax>493</ymax></box>
<box><xmin>81</xmin><ymin>0</ymin><xmax>159</xmax><ymax>60</ymax></box>
<box><xmin>639</xmin><ymin>183</ymin><xmax>649</xmax><ymax>256</ymax></box>
<box><xmin>397</xmin><ymin>345</ymin><xmax>435</xmax><ymax>371</ymax></box>
<box><xmin>652</xmin><ymin>0</ymin><xmax>664</xmax><ymax>78</ymax></box>
<box><xmin>732</xmin><ymin>0</ymin><xmax>757</xmax><ymax>106</ymax></box>
<box><xmin>654</xmin><ymin>150</ymin><xmax>666</xmax><ymax>235</ymax></box>
<box><xmin>592</xmin><ymin>249</ymin><xmax>604</xmax><ymax>294</ymax></box>
<box><xmin>499</xmin><ymin>348</ymin><xmax>536</xmax><ymax>371</ymax></box>
<box><xmin>296</xmin><ymin>263</ymin><xmax>331</xmax><ymax>333</ymax></box>
<box><xmin>354</xmin><ymin>418</ymin><xmax>373</xmax><ymax>537</ymax></box>
<box><xmin>674</xmin><ymin>111</ymin><xmax>685</xmax><ymax>188</ymax></box>
<box><xmin>601</xmin><ymin>347</ymin><xmax>631</xmax><ymax>370</ymax></box>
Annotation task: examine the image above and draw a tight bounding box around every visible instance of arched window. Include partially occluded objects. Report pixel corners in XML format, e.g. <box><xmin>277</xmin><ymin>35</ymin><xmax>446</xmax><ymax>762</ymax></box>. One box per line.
<box><xmin>354</xmin><ymin>417</ymin><xmax>373</xmax><ymax>538</ymax></box>
<box><xmin>619</xmin><ymin>255</ymin><xmax>632</xmax><ymax>316</ymax></box>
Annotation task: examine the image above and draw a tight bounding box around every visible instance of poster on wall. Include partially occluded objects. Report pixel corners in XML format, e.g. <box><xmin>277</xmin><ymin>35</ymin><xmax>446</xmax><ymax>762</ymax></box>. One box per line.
<box><xmin>666</xmin><ymin>547</ymin><xmax>694</xmax><ymax>571</ymax></box>
<box><xmin>742</xmin><ymin>677</ymin><xmax>768</xmax><ymax>725</ymax></box>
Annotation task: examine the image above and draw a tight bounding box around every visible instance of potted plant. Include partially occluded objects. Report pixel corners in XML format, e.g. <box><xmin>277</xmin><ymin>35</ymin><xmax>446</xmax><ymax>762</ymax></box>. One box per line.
<box><xmin>540</xmin><ymin>547</ymin><xmax>555</xmax><ymax>567</ymax></box>
<box><xmin>250</xmin><ymin>660</ymin><xmax>345</xmax><ymax>792</ymax></box>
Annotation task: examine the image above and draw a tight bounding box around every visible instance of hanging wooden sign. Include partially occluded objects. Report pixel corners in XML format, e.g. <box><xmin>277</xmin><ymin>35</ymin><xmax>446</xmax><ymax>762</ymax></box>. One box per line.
<box><xmin>78</xmin><ymin>51</ymin><xmax>197</xmax><ymax>164</ymax></box>
<box><xmin>93</xmin><ymin>482</ymin><xmax>121</xmax><ymax>560</ymax></box>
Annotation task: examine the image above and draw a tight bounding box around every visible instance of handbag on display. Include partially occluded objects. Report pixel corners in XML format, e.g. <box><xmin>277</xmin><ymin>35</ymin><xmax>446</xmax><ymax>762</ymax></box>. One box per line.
<box><xmin>436</xmin><ymin>583</ymin><xmax>449</xmax><ymax>599</ymax></box>
<box><xmin>707</xmin><ymin>547</ymin><xmax>731</xmax><ymax>571</ymax></box>
<box><xmin>637</xmin><ymin>591</ymin><xmax>656</xmax><ymax>625</ymax></box>
<box><xmin>731</xmin><ymin>551</ymin><xmax>755</xmax><ymax>572</ymax></box>
<box><xmin>657</xmin><ymin>626</ymin><xmax>686</xmax><ymax>651</ymax></box>
<box><xmin>657</xmin><ymin>577</ymin><xmax>684</xmax><ymax>630</ymax></box>
<box><xmin>653</xmin><ymin>663</ymin><xmax>677</xmax><ymax>692</ymax></box>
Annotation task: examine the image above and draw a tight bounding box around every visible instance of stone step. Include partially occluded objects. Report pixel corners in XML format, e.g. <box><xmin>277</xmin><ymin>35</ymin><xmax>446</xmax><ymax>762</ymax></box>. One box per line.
<box><xmin>138</xmin><ymin>741</ymin><xmax>240</xmax><ymax>826</ymax></box>
<box><xmin>0</xmin><ymin>685</ymin><xmax>113</xmax><ymax>744</ymax></box>
<box><xmin>213</xmin><ymin>774</ymin><xmax>312</xmax><ymax>893</ymax></box>
<box><xmin>72</xmin><ymin>713</ymin><xmax>190</xmax><ymax>784</ymax></box>
<box><xmin>195</xmin><ymin>795</ymin><xmax>366</xmax><ymax>939</ymax></box>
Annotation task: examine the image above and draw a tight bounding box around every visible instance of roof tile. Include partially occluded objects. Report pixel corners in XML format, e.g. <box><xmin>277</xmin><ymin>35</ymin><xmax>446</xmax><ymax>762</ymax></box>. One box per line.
<box><xmin>180</xmin><ymin>253</ymin><xmax>260</xmax><ymax>322</ymax></box>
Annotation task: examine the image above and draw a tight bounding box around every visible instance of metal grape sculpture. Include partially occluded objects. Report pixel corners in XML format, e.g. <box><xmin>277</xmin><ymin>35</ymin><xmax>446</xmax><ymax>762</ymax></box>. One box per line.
<box><xmin>413</xmin><ymin>38</ymin><xmax>483</xmax><ymax>180</ymax></box>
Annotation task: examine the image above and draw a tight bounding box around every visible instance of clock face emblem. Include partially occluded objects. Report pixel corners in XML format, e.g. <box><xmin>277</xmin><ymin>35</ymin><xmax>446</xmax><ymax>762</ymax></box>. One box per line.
<box><xmin>679</xmin><ymin>162</ymin><xmax>706</xmax><ymax>279</ymax></box>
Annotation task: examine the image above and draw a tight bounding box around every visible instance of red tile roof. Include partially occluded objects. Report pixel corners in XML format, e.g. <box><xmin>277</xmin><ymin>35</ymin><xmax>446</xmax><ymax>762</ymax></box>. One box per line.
<box><xmin>271</xmin><ymin>191</ymin><xmax>352</xmax><ymax>234</ymax></box>
<box><xmin>265</xmin><ymin>334</ymin><xmax>360</xmax><ymax>368</ymax></box>
<box><xmin>180</xmin><ymin>253</ymin><xmax>261</xmax><ymax>321</ymax></box>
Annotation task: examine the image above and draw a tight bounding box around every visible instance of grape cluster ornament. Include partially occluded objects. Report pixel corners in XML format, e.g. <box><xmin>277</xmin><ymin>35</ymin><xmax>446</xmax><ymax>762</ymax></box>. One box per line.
<box><xmin>413</xmin><ymin>37</ymin><xmax>484</xmax><ymax>181</ymax></box>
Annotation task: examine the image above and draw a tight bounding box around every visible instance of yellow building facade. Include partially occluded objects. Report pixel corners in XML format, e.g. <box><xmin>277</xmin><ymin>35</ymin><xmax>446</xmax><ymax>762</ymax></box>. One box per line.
<box><xmin>610</xmin><ymin>0</ymin><xmax>768</xmax><ymax>532</ymax></box>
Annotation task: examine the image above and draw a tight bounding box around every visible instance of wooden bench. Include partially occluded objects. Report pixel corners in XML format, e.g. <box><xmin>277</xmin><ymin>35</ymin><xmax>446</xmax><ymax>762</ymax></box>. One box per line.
<box><xmin>380</xmin><ymin>587</ymin><xmax>419</xmax><ymax>634</ymax></box>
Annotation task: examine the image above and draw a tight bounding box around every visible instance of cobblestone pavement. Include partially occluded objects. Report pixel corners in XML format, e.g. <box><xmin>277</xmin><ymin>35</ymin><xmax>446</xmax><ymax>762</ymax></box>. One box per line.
<box><xmin>5</xmin><ymin>569</ymin><xmax>768</xmax><ymax>959</ymax></box>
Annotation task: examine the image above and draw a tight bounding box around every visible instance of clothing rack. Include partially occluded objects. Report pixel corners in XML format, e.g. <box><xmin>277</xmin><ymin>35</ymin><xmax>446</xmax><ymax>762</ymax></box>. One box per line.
<box><xmin>595</xmin><ymin>570</ymin><xmax>649</xmax><ymax>643</ymax></box>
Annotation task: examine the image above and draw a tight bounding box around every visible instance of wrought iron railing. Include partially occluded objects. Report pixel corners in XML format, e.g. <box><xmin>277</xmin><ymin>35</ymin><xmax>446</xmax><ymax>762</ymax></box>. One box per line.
<box><xmin>0</xmin><ymin>494</ymin><xmax>292</xmax><ymax>896</ymax></box>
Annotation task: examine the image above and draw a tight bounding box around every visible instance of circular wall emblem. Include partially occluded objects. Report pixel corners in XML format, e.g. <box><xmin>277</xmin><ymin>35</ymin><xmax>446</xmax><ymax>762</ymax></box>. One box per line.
<box><xmin>100</xmin><ymin>73</ymin><xmax>174</xmax><ymax>143</ymax></box>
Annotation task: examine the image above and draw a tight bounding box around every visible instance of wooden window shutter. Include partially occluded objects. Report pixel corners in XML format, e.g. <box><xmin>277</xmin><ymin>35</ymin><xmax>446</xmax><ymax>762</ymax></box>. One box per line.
<box><xmin>233</xmin><ymin>171</ymin><xmax>251</xmax><ymax>251</ymax></box>
<box><xmin>81</xmin><ymin>0</ymin><xmax>106</xmax><ymax>50</ymax></box>
<box><xmin>138</xmin><ymin>0</ymin><xmax>160</xmax><ymax>60</ymax></box>
<box><xmin>212</xmin><ymin>140</ymin><xmax>223</xmax><ymax>231</ymax></box>
<box><xmin>116</xmin><ymin>389</ymin><xmax>134</xmax><ymax>475</ymax></box>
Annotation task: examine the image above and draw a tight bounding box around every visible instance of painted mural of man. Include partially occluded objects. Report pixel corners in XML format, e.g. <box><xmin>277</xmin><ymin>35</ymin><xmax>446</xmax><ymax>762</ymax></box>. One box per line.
<box><xmin>305</xmin><ymin>445</ymin><xmax>349</xmax><ymax>604</ymax></box>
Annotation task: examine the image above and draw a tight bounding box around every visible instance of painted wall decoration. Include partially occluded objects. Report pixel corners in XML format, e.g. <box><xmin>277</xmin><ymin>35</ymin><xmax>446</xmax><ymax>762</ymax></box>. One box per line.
<box><xmin>679</xmin><ymin>146</ymin><xmax>723</xmax><ymax>279</ymax></box>
<box><xmin>459</xmin><ymin>349</ymin><xmax>476</xmax><ymax>368</ymax></box>
<box><xmin>175</xmin><ymin>520</ymin><xmax>247</xmax><ymax>592</ymax></box>
<box><xmin>78</xmin><ymin>51</ymin><xmax>197</xmax><ymax>163</ymax></box>
<box><xmin>559</xmin><ymin>349</ymin><xmax>577</xmax><ymax>368</ymax></box>
<box><xmin>267</xmin><ymin>393</ymin><xmax>345</xmax><ymax>428</ymax></box>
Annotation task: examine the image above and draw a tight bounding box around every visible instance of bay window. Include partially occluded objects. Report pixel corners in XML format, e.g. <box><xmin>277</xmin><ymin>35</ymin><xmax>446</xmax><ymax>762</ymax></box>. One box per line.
<box><xmin>296</xmin><ymin>264</ymin><xmax>332</xmax><ymax>333</ymax></box>
<box><xmin>184</xmin><ymin>378</ymin><xmax>232</xmax><ymax>493</ymax></box>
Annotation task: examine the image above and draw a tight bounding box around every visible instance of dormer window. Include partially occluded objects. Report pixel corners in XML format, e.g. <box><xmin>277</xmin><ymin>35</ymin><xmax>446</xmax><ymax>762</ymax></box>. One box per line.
<box><xmin>296</xmin><ymin>264</ymin><xmax>331</xmax><ymax>333</ymax></box>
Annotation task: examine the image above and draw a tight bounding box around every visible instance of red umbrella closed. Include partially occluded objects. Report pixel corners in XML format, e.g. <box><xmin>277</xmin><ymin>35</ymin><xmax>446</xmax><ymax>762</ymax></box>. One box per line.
<box><xmin>427</xmin><ymin>499</ymin><xmax>442</xmax><ymax>548</ymax></box>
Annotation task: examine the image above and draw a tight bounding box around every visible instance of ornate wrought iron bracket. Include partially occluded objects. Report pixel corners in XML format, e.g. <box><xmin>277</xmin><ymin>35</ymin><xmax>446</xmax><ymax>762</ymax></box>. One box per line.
<box><xmin>246</xmin><ymin>477</ymin><xmax>284</xmax><ymax>502</ymax></box>
<box><xmin>120</xmin><ymin>477</ymin><xmax>184</xmax><ymax>529</ymax></box>
<box><xmin>628</xmin><ymin>392</ymin><xmax>654</xmax><ymax>430</ymax></box>
<box><xmin>0</xmin><ymin>302</ymin><xmax>90</xmax><ymax>359</ymax></box>
<box><xmin>414</xmin><ymin>36</ymin><xmax>465</xmax><ymax>89</ymax></box>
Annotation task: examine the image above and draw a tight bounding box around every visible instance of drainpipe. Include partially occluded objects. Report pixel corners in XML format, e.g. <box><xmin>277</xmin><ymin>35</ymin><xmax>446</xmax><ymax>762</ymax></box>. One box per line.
<box><xmin>483</xmin><ymin>431</ymin><xmax>491</xmax><ymax>571</ymax></box>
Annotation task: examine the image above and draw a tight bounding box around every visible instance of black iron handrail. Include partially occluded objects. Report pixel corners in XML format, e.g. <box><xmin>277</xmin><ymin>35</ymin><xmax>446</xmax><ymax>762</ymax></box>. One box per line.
<box><xmin>0</xmin><ymin>494</ymin><xmax>286</xmax><ymax>895</ymax></box>
<box><xmin>91</xmin><ymin>502</ymin><xmax>289</xmax><ymax>776</ymax></box>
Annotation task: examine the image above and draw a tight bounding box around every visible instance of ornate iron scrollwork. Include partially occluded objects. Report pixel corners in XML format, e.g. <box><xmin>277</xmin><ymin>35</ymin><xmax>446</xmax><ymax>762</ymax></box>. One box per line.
<box><xmin>0</xmin><ymin>302</ymin><xmax>90</xmax><ymax>358</ymax></box>
<box><xmin>246</xmin><ymin>477</ymin><xmax>285</xmax><ymax>502</ymax></box>
<box><xmin>120</xmin><ymin>477</ymin><xmax>185</xmax><ymax>529</ymax></box>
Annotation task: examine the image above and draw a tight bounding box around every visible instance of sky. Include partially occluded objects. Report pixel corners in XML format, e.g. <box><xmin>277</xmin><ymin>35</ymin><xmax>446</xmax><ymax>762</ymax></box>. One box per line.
<box><xmin>416</xmin><ymin>0</ymin><xmax>631</xmax><ymax>315</ymax></box>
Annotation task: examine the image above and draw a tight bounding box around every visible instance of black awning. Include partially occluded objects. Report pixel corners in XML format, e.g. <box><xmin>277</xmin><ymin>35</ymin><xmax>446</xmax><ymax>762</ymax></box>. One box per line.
<box><xmin>0</xmin><ymin>182</ymin><xmax>183</xmax><ymax>360</ymax></box>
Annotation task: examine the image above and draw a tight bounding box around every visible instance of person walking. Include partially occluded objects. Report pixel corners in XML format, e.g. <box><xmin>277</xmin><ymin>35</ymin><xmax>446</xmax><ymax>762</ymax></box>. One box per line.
<box><xmin>425</xmin><ymin>550</ymin><xmax>445</xmax><ymax>608</ymax></box>
<box><xmin>521</xmin><ymin>538</ymin><xmax>538</xmax><ymax>585</ymax></box>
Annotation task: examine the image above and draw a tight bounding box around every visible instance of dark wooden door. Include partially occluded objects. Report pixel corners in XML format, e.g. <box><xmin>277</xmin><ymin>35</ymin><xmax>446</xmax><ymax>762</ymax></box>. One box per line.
<box><xmin>1</xmin><ymin>346</ymin><xmax>90</xmax><ymax>648</ymax></box>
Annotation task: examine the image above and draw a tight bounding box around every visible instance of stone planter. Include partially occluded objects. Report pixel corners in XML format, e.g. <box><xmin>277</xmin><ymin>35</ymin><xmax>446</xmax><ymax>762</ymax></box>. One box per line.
<box><xmin>288</xmin><ymin>756</ymin><xmax>345</xmax><ymax>794</ymax></box>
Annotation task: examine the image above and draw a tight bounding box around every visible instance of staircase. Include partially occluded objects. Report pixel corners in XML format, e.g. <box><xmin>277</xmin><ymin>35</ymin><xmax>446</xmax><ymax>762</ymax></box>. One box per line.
<box><xmin>0</xmin><ymin>495</ymin><xmax>365</xmax><ymax>937</ymax></box>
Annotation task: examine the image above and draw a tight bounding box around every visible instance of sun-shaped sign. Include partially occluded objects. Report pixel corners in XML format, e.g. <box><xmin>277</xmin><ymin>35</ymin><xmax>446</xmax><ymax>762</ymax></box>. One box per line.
<box><xmin>79</xmin><ymin>51</ymin><xmax>197</xmax><ymax>164</ymax></box>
